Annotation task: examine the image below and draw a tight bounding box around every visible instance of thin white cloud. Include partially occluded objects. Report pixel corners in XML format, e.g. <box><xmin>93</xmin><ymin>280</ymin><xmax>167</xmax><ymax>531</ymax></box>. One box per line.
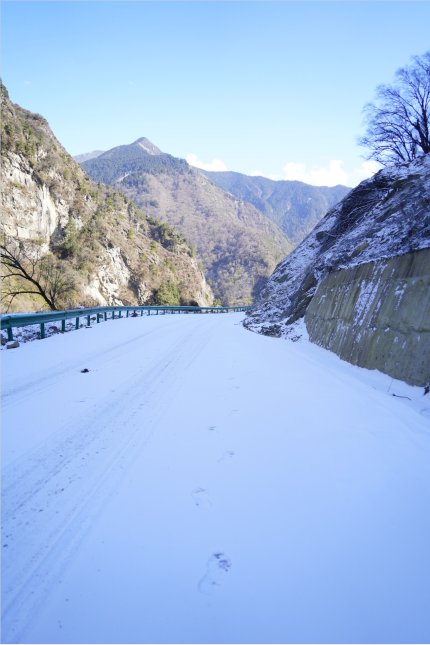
<box><xmin>283</xmin><ymin>160</ymin><xmax>348</xmax><ymax>187</ymax></box>
<box><xmin>281</xmin><ymin>159</ymin><xmax>381</xmax><ymax>187</ymax></box>
<box><xmin>186</xmin><ymin>153</ymin><xmax>227</xmax><ymax>172</ymax></box>
<box><xmin>188</xmin><ymin>154</ymin><xmax>381</xmax><ymax>187</ymax></box>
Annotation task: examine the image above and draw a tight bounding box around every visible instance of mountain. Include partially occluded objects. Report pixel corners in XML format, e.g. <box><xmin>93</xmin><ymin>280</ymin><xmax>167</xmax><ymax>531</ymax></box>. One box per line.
<box><xmin>73</xmin><ymin>150</ymin><xmax>104</xmax><ymax>163</ymax></box>
<box><xmin>0</xmin><ymin>84</ymin><xmax>213</xmax><ymax>312</ymax></box>
<box><xmin>245</xmin><ymin>155</ymin><xmax>430</xmax><ymax>386</ymax></box>
<box><xmin>82</xmin><ymin>138</ymin><xmax>188</xmax><ymax>183</ymax></box>
<box><xmin>202</xmin><ymin>170</ymin><xmax>350</xmax><ymax>245</ymax></box>
<box><xmin>81</xmin><ymin>140</ymin><xmax>293</xmax><ymax>305</ymax></box>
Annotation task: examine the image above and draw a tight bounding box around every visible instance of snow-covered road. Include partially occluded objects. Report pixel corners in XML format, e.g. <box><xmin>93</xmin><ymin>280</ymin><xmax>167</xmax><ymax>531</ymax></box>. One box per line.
<box><xmin>2</xmin><ymin>313</ymin><xmax>430</xmax><ymax>643</ymax></box>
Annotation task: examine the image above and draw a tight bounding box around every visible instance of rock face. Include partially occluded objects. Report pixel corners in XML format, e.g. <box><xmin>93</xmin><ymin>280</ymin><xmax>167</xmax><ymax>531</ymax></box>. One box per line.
<box><xmin>0</xmin><ymin>84</ymin><xmax>213</xmax><ymax>312</ymax></box>
<box><xmin>246</xmin><ymin>155</ymin><xmax>430</xmax><ymax>386</ymax></box>
<box><xmin>306</xmin><ymin>249</ymin><xmax>430</xmax><ymax>385</ymax></box>
<box><xmin>82</xmin><ymin>139</ymin><xmax>292</xmax><ymax>305</ymax></box>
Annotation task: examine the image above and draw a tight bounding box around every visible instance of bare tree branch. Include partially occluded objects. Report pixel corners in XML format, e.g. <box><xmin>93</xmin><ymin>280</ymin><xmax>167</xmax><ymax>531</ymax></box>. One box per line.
<box><xmin>1</xmin><ymin>235</ymin><xmax>76</xmax><ymax>311</ymax></box>
<box><xmin>359</xmin><ymin>52</ymin><xmax>430</xmax><ymax>165</ymax></box>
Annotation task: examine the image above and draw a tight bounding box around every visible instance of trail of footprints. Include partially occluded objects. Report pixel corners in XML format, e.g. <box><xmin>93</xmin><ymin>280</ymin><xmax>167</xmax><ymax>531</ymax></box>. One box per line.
<box><xmin>194</xmin><ymin>424</ymin><xmax>235</xmax><ymax>595</ymax></box>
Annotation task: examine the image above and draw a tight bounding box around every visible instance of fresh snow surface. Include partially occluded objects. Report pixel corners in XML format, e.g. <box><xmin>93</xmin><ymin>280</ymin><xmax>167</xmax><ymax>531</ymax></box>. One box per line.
<box><xmin>1</xmin><ymin>313</ymin><xmax>430</xmax><ymax>644</ymax></box>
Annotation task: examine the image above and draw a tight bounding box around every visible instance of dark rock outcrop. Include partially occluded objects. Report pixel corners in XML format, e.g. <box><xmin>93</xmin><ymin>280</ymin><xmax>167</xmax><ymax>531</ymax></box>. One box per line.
<box><xmin>246</xmin><ymin>155</ymin><xmax>430</xmax><ymax>386</ymax></box>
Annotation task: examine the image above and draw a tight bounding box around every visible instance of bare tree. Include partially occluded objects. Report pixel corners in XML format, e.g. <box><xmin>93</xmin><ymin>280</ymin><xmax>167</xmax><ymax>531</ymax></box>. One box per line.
<box><xmin>1</xmin><ymin>235</ymin><xmax>76</xmax><ymax>311</ymax></box>
<box><xmin>360</xmin><ymin>52</ymin><xmax>430</xmax><ymax>164</ymax></box>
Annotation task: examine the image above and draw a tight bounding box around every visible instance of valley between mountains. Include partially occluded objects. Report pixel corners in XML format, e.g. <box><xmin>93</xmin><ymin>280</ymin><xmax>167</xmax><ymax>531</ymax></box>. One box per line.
<box><xmin>1</xmin><ymin>82</ymin><xmax>350</xmax><ymax>312</ymax></box>
<box><xmin>80</xmin><ymin>140</ymin><xmax>349</xmax><ymax>305</ymax></box>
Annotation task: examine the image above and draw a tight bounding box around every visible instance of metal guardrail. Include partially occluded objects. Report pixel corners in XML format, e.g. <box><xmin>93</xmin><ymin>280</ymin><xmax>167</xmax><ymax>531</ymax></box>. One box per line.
<box><xmin>0</xmin><ymin>305</ymin><xmax>251</xmax><ymax>342</ymax></box>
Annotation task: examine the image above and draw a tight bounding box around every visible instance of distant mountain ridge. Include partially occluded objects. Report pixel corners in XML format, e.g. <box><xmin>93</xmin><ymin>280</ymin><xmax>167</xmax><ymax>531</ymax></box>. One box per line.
<box><xmin>73</xmin><ymin>150</ymin><xmax>104</xmax><ymax>163</ymax></box>
<box><xmin>81</xmin><ymin>139</ymin><xmax>293</xmax><ymax>305</ymax></box>
<box><xmin>202</xmin><ymin>170</ymin><xmax>350</xmax><ymax>245</ymax></box>
<box><xmin>132</xmin><ymin>137</ymin><xmax>163</xmax><ymax>155</ymax></box>
<box><xmin>82</xmin><ymin>139</ymin><xmax>188</xmax><ymax>184</ymax></box>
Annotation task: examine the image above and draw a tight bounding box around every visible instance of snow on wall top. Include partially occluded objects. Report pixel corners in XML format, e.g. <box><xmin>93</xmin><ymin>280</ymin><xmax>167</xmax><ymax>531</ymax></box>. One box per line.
<box><xmin>245</xmin><ymin>154</ymin><xmax>430</xmax><ymax>335</ymax></box>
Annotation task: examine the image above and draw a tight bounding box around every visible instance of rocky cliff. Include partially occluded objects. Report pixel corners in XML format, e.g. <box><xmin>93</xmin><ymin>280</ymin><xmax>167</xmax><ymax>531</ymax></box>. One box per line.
<box><xmin>0</xmin><ymin>84</ymin><xmax>213</xmax><ymax>312</ymax></box>
<box><xmin>245</xmin><ymin>155</ymin><xmax>430</xmax><ymax>386</ymax></box>
<box><xmin>82</xmin><ymin>139</ymin><xmax>293</xmax><ymax>305</ymax></box>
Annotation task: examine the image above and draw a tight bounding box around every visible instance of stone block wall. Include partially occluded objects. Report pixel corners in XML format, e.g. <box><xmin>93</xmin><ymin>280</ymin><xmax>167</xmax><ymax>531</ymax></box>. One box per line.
<box><xmin>305</xmin><ymin>248</ymin><xmax>430</xmax><ymax>386</ymax></box>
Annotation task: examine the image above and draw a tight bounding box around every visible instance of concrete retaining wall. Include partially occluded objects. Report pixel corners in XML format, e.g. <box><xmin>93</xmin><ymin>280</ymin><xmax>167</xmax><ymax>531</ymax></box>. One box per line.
<box><xmin>305</xmin><ymin>248</ymin><xmax>430</xmax><ymax>386</ymax></box>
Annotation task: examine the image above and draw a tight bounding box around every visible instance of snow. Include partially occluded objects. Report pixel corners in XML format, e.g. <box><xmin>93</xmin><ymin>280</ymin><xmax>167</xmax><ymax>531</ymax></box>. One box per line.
<box><xmin>1</xmin><ymin>319</ymin><xmax>91</xmax><ymax>347</ymax></box>
<box><xmin>1</xmin><ymin>313</ymin><xmax>430</xmax><ymax>644</ymax></box>
<box><xmin>354</xmin><ymin>278</ymin><xmax>382</xmax><ymax>325</ymax></box>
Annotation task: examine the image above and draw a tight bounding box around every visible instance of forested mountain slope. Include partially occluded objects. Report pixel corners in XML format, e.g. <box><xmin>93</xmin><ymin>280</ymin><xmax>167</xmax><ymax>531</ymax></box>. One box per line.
<box><xmin>82</xmin><ymin>140</ymin><xmax>293</xmax><ymax>305</ymax></box>
<box><xmin>0</xmin><ymin>86</ymin><xmax>212</xmax><ymax>312</ymax></box>
<box><xmin>202</xmin><ymin>170</ymin><xmax>349</xmax><ymax>245</ymax></box>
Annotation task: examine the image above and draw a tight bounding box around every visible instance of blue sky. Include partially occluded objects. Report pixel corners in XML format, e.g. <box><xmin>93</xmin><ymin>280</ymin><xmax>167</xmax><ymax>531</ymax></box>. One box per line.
<box><xmin>2</xmin><ymin>1</ymin><xmax>430</xmax><ymax>186</ymax></box>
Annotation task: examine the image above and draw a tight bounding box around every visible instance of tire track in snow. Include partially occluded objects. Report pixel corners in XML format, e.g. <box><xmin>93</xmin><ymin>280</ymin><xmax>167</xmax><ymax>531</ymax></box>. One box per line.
<box><xmin>1</xmin><ymin>325</ymin><xmax>162</xmax><ymax>409</ymax></box>
<box><xmin>1</xmin><ymin>316</ymin><xmax>217</xmax><ymax>643</ymax></box>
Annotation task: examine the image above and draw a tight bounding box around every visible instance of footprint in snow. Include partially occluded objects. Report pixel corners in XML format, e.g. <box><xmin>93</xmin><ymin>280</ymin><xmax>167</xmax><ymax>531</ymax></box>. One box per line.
<box><xmin>218</xmin><ymin>450</ymin><xmax>235</xmax><ymax>464</ymax></box>
<box><xmin>191</xmin><ymin>487</ymin><xmax>212</xmax><ymax>508</ymax></box>
<box><xmin>198</xmin><ymin>552</ymin><xmax>232</xmax><ymax>595</ymax></box>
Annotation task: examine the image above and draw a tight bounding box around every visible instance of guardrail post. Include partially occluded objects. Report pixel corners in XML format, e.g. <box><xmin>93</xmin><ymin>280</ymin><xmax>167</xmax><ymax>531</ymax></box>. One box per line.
<box><xmin>0</xmin><ymin>305</ymin><xmax>251</xmax><ymax>346</ymax></box>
